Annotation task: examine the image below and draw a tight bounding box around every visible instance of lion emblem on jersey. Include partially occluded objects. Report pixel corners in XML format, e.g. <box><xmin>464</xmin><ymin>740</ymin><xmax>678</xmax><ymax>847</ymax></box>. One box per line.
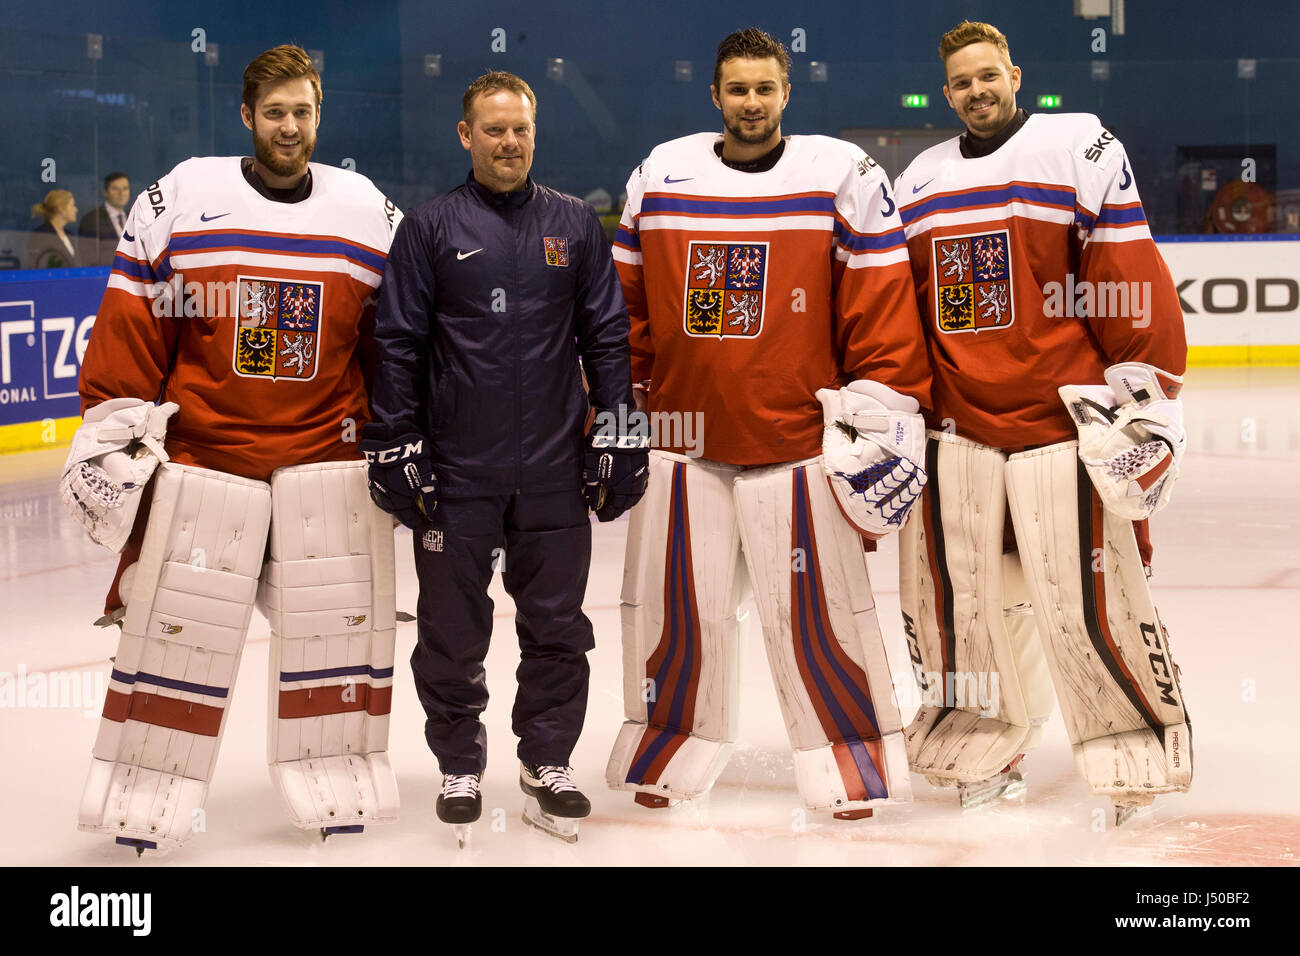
<box><xmin>233</xmin><ymin>276</ymin><xmax>323</xmax><ymax>380</ymax></box>
<box><xmin>683</xmin><ymin>240</ymin><xmax>769</xmax><ymax>339</ymax></box>
<box><xmin>933</xmin><ymin>230</ymin><xmax>1014</xmax><ymax>333</ymax></box>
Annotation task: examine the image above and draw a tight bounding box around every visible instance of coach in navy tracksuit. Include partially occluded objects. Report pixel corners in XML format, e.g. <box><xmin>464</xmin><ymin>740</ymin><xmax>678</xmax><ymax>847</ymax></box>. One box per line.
<box><xmin>363</xmin><ymin>71</ymin><xmax>645</xmax><ymax>808</ymax></box>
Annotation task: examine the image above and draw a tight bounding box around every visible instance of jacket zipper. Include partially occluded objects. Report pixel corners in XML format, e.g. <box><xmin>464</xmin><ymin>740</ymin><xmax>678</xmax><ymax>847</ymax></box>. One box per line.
<box><xmin>510</xmin><ymin>203</ymin><xmax>522</xmax><ymax>494</ymax></box>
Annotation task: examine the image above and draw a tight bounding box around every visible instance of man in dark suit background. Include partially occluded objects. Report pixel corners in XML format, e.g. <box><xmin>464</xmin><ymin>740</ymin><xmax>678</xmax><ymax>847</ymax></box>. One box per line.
<box><xmin>78</xmin><ymin>171</ymin><xmax>130</xmax><ymax>266</ymax></box>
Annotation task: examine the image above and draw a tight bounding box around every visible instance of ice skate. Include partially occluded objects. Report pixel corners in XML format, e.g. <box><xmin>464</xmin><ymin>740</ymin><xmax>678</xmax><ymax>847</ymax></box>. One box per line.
<box><xmin>1112</xmin><ymin>792</ymin><xmax>1156</xmax><ymax>828</ymax></box>
<box><xmin>520</xmin><ymin>763</ymin><xmax>590</xmax><ymax>843</ymax></box>
<box><xmin>957</xmin><ymin>754</ymin><xmax>1026</xmax><ymax>809</ymax></box>
<box><xmin>436</xmin><ymin>773</ymin><xmax>482</xmax><ymax>848</ymax></box>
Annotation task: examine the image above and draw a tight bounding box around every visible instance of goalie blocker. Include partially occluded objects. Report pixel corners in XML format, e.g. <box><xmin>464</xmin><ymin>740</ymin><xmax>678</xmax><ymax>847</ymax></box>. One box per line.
<box><xmin>78</xmin><ymin>460</ymin><xmax>398</xmax><ymax>853</ymax></box>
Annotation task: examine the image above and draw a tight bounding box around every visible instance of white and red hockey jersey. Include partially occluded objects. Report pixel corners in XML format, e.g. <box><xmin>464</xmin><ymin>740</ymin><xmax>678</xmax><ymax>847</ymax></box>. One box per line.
<box><xmin>613</xmin><ymin>132</ymin><xmax>931</xmax><ymax>465</ymax></box>
<box><xmin>894</xmin><ymin>113</ymin><xmax>1186</xmax><ymax>450</ymax></box>
<box><xmin>80</xmin><ymin>157</ymin><xmax>401</xmax><ymax>481</ymax></box>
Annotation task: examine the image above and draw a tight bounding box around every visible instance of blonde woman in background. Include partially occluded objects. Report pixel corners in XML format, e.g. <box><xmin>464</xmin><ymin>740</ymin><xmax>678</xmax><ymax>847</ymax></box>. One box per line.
<box><xmin>28</xmin><ymin>189</ymin><xmax>79</xmax><ymax>269</ymax></box>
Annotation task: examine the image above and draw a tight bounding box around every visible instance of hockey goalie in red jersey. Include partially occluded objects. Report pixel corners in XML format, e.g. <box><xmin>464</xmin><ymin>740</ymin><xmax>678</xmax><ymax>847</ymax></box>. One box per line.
<box><xmin>62</xmin><ymin>45</ymin><xmax>403</xmax><ymax>853</ymax></box>
<box><xmin>606</xmin><ymin>28</ymin><xmax>932</xmax><ymax>821</ymax></box>
<box><xmin>893</xmin><ymin>20</ymin><xmax>1191</xmax><ymax>825</ymax></box>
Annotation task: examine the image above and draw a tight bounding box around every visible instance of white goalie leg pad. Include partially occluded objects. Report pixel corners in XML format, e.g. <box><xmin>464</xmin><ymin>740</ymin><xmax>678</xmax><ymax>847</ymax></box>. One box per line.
<box><xmin>606</xmin><ymin>451</ymin><xmax>745</xmax><ymax>802</ymax></box>
<box><xmin>1005</xmin><ymin>442</ymin><xmax>1192</xmax><ymax>799</ymax></box>
<box><xmin>79</xmin><ymin>463</ymin><xmax>271</xmax><ymax>850</ymax></box>
<box><xmin>260</xmin><ymin>460</ymin><xmax>399</xmax><ymax>830</ymax></box>
<box><xmin>900</xmin><ymin>431</ymin><xmax>1055</xmax><ymax>784</ymax></box>
<box><xmin>733</xmin><ymin>457</ymin><xmax>910</xmax><ymax>812</ymax></box>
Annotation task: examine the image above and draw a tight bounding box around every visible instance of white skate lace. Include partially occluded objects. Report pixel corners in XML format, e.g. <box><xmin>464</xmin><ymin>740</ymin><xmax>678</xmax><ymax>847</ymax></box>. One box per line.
<box><xmin>443</xmin><ymin>773</ymin><xmax>479</xmax><ymax>798</ymax></box>
<box><xmin>536</xmin><ymin>766</ymin><xmax>578</xmax><ymax>793</ymax></box>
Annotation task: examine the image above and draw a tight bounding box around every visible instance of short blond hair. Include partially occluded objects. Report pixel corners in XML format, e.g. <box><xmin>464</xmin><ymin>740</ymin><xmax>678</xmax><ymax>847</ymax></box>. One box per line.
<box><xmin>462</xmin><ymin>70</ymin><xmax>537</xmax><ymax>122</ymax></box>
<box><xmin>30</xmin><ymin>189</ymin><xmax>74</xmax><ymax>222</ymax></box>
<box><xmin>939</xmin><ymin>20</ymin><xmax>1013</xmax><ymax>70</ymax></box>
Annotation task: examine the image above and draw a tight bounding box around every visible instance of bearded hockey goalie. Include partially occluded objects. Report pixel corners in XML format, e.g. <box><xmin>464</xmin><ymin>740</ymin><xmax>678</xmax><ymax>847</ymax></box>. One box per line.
<box><xmin>893</xmin><ymin>19</ymin><xmax>1193</xmax><ymax>826</ymax></box>
<box><xmin>64</xmin><ymin>44</ymin><xmax>403</xmax><ymax>854</ymax></box>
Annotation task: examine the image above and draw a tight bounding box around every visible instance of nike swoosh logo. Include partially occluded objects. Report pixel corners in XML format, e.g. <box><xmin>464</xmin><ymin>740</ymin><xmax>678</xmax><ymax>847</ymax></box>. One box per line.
<box><xmin>122</xmin><ymin>229</ymin><xmax>135</xmax><ymax>242</ymax></box>
<box><xmin>912</xmin><ymin>179</ymin><xmax>935</xmax><ymax>194</ymax></box>
<box><xmin>199</xmin><ymin>212</ymin><xmax>230</xmax><ymax>222</ymax></box>
<box><xmin>456</xmin><ymin>249</ymin><xmax>483</xmax><ymax>260</ymax></box>
<box><xmin>664</xmin><ymin>176</ymin><xmax>693</xmax><ymax>184</ymax></box>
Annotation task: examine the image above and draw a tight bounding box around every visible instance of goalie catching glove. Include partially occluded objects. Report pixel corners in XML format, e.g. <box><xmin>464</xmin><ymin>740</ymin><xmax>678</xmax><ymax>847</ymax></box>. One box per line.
<box><xmin>583</xmin><ymin>409</ymin><xmax>650</xmax><ymax>522</ymax></box>
<box><xmin>816</xmin><ymin>380</ymin><xmax>927</xmax><ymax>538</ymax></box>
<box><xmin>360</xmin><ymin>423</ymin><xmax>437</xmax><ymax>529</ymax></box>
<box><xmin>1059</xmin><ymin>362</ymin><xmax>1185</xmax><ymax>520</ymax></box>
<box><xmin>60</xmin><ymin>397</ymin><xmax>179</xmax><ymax>553</ymax></box>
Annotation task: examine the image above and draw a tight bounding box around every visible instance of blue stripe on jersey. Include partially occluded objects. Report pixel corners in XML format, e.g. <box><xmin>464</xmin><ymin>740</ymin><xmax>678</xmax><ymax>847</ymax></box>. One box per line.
<box><xmin>614</xmin><ymin>225</ymin><xmax>640</xmax><ymax>250</ymax></box>
<box><xmin>110</xmin><ymin>253</ymin><xmax>156</xmax><ymax>282</ymax></box>
<box><xmin>832</xmin><ymin>220</ymin><xmax>908</xmax><ymax>253</ymax></box>
<box><xmin>641</xmin><ymin>195</ymin><xmax>836</xmax><ymax>217</ymax></box>
<box><xmin>901</xmin><ymin>184</ymin><xmax>1077</xmax><ymax>226</ymax></box>
<box><xmin>1095</xmin><ymin>205</ymin><xmax>1148</xmax><ymax>226</ymax></box>
<box><xmin>169</xmin><ymin>231</ymin><xmax>387</xmax><ymax>272</ymax></box>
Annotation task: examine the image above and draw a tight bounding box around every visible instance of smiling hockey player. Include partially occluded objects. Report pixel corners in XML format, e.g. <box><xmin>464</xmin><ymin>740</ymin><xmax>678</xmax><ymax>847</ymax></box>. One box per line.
<box><xmin>606</xmin><ymin>29</ymin><xmax>932</xmax><ymax>821</ymax></box>
<box><xmin>893</xmin><ymin>21</ymin><xmax>1192</xmax><ymax>824</ymax></box>
<box><xmin>64</xmin><ymin>45</ymin><xmax>403</xmax><ymax>853</ymax></box>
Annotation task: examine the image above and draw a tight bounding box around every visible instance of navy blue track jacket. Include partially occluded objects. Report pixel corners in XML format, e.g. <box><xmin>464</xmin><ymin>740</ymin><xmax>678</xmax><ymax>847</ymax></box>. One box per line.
<box><xmin>370</xmin><ymin>173</ymin><xmax>634</xmax><ymax>498</ymax></box>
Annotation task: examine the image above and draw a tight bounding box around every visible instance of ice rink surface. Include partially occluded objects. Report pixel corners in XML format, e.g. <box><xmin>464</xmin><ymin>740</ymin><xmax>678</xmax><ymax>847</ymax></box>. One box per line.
<box><xmin>2</xmin><ymin>367</ymin><xmax>1297</xmax><ymax>867</ymax></box>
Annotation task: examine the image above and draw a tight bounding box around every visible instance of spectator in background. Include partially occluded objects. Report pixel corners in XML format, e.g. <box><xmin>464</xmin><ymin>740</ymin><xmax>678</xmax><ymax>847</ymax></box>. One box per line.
<box><xmin>28</xmin><ymin>189</ymin><xmax>79</xmax><ymax>269</ymax></box>
<box><xmin>78</xmin><ymin>172</ymin><xmax>131</xmax><ymax>266</ymax></box>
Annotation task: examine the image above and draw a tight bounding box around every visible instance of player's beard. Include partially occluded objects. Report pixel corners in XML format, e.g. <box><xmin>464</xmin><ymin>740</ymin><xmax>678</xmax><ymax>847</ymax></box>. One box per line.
<box><xmin>253</xmin><ymin>129</ymin><xmax>315</xmax><ymax>178</ymax></box>
<box><xmin>723</xmin><ymin>109</ymin><xmax>780</xmax><ymax>146</ymax></box>
<box><xmin>962</xmin><ymin>97</ymin><xmax>1013</xmax><ymax>136</ymax></box>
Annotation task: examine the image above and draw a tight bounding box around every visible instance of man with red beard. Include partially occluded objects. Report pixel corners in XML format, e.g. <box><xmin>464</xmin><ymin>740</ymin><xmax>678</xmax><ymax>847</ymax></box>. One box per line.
<box><xmin>64</xmin><ymin>44</ymin><xmax>404</xmax><ymax>853</ymax></box>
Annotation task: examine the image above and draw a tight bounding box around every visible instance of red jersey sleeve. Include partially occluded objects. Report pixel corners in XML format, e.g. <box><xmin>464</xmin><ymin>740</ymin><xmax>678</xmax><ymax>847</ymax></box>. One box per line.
<box><xmin>1076</xmin><ymin>136</ymin><xmax>1187</xmax><ymax>377</ymax></box>
<box><xmin>612</xmin><ymin>162</ymin><xmax>652</xmax><ymax>385</ymax></box>
<box><xmin>79</xmin><ymin>186</ymin><xmax>181</xmax><ymax>413</ymax></box>
<box><xmin>833</xmin><ymin>153</ymin><xmax>933</xmax><ymax>410</ymax></box>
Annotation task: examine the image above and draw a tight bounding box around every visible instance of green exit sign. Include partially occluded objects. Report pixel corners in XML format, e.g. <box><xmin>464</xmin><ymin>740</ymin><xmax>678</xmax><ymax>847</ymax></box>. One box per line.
<box><xmin>1037</xmin><ymin>94</ymin><xmax>1062</xmax><ymax>108</ymax></box>
<box><xmin>901</xmin><ymin>93</ymin><xmax>929</xmax><ymax>108</ymax></box>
